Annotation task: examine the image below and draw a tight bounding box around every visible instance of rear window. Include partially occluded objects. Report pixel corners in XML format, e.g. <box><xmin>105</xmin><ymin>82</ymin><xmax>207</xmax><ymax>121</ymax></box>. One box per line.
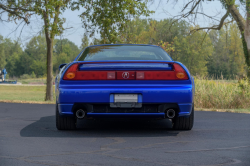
<box><xmin>77</xmin><ymin>45</ymin><xmax>172</xmax><ymax>61</ymax></box>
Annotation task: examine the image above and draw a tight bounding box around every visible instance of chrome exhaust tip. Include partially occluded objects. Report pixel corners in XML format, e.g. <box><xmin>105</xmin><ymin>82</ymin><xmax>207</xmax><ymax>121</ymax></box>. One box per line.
<box><xmin>166</xmin><ymin>109</ymin><xmax>175</xmax><ymax>119</ymax></box>
<box><xmin>76</xmin><ymin>109</ymin><xmax>86</xmax><ymax>119</ymax></box>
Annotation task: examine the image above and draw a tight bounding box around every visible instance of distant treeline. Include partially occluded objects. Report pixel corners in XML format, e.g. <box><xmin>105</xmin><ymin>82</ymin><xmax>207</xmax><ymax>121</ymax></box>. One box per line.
<box><xmin>0</xmin><ymin>18</ymin><xmax>245</xmax><ymax>79</ymax></box>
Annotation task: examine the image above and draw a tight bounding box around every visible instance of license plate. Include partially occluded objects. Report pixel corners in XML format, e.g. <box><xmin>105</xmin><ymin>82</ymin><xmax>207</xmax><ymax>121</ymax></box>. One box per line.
<box><xmin>114</xmin><ymin>94</ymin><xmax>138</xmax><ymax>103</ymax></box>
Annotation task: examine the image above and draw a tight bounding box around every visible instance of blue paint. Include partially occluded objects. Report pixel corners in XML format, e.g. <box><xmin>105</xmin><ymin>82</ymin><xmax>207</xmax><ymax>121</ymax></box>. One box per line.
<box><xmin>55</xmin><ymin>44</ymin><xmax>195</xmax><ymax>119</ymax></box>
<box><xmin>58</xmin><ymin>104</ymin><xmax>74</xmax><ymax>115</ymax></box>
<box><xmin>178</xmin><ymin>103</ymin><xmax>193</xmax><ymax>116</ymax></box>
<box><xmin>138</xmin><ymin>94</ymin><xmax>142</xmax><ymax>103</ymax></box>
<box><xmin>110</xmin><ymin>94</ymin><xmax>114</xmax><ymax>103</ymax></box>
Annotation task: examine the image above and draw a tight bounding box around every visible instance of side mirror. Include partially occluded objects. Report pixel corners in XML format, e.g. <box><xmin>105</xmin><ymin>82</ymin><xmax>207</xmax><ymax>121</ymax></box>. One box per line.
<box><xmin>59</xmin><ymin>63</ymin><xmax>67</xmax><ymax>71</ymax></box>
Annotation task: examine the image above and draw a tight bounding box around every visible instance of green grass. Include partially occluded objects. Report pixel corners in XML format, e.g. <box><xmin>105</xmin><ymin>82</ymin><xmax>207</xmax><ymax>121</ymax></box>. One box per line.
<box><xmin>19</xmin><ymin>78</ymin><xmax>46</xmax><ymax>84</ymax></box>
<box><xmin>195</xmin><ymin>78</ymin><xmax>250</xmax><ymax>109</ymax></box>
<box><xmin>0</xmin><ymin>85</ymin><xmax>55</xmax><ymax>103</ymax></box>
<box><xmin>231</xmin><ymin>108</ymin><xmax>250</xmax><ymax>113</ymax></box>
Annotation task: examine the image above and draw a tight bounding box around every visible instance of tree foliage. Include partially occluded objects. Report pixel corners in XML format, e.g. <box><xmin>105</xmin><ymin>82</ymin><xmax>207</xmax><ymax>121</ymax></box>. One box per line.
<box><xmin>72</xmin><ymin>0</ymin><xmax>153</xmax><ymax>44</ymax></box>
<box><xmin>0</xmin><ymin>34</ymin><xmax>79</xmax><ymax>78</ymax></box>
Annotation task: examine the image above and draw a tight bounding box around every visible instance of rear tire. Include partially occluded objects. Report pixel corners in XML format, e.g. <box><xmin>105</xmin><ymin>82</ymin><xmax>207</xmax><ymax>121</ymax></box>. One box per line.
<box><xmin>56</xmin><ymin>104</ymin><xmax>76</xmax><ymax>130</ymax></box>
<box><xmin>173</xmin><ymin>104</ymin><xmax>194</xmax><ymax>130</ymax></box>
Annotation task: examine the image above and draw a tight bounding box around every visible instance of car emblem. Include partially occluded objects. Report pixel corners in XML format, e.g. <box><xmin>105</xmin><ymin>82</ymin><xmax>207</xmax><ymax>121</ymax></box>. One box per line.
<box><xmin>122</xmin><ymin>72</ymin><xmax>129</xmax><ymax>79</ymax></box>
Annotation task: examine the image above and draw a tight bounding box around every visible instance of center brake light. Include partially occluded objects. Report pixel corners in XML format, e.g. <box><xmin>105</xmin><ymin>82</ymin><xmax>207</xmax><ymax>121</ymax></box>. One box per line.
<box><xmin>63</xmin><ymin>63</ymin><xmax>188</xmax><ymax>80</ymax></box>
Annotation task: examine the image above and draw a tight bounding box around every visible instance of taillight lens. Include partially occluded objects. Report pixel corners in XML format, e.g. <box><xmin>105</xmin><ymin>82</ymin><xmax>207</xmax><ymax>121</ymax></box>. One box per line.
<box><xmin>139</xmin><ymin>71</ymin><xmax>175</xmax><ymax>80</ymax></box>
<box><xmin>63</xmin><ymin>64</ymin><xmax>79</xmax><ymax>80</ymax></box>
<box><xmin>173</xmin><ymin>63</ymin><xmax>188</xmax><ymax>80</ymax></box>
<box><xmin>75</xmin><ymin>71</ymin><xmax>113</xmax><ymax>80</ymax></box>
<box><xmin>134</xmin><ymin>64</ymin><xmax>188</xmax><ymax>80</ymax></box>
<box><xmin>63</xmin><ymin>65</ymin><xmax>116</xmax><ymax>80</ymax></box>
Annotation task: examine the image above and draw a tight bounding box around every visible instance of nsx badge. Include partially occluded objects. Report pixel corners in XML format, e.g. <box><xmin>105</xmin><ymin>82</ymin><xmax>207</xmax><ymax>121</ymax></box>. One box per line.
<box><xmin>122</xmin><ymin>72</ymin><xmax>129</xmax><ymax>79</ymax></box>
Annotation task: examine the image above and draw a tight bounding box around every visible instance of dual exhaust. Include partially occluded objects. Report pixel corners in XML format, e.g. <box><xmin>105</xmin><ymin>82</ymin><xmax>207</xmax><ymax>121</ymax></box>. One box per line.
<box><xmin>165</xmin><ymin>109</ymin><xmax>175</xmax><ymax>119</ymax></box>
<box><xmin>76</xmin><ymin>109</ymin><xmax>86</xmax><ymax>119</ymax></box>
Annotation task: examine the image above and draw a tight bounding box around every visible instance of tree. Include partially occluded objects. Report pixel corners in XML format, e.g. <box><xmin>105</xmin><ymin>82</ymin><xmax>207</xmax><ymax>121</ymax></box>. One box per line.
<box><xmin>163</xmin><ymin>0</ymin><xmax>249</xmax><ymax>75</ymax></box>
<box><xmin>0</xmin><ymin>0</ymin><xmax>33</xmax><ymax>23</ymax></box>
<box><xmin>207</xmin><ymin>23</ymin><xmax>246</xmax><ymax>79</ymax></box>
<box><xmin>25</xmin><ymin>35</ymin><xmax>47</xmax><ymax>77</ymax></box>
<box><xmin>0</xmin><ymin>35</ymin><xmax>6</xmax><ymax>69</ymax></box>
<box><xmin>172</xmin><ymin>28</ymin><xmax>213</xmax><ymax>76</ymax></box>
<box><xmin>80</xmin><ymin>33</ymin><xmax>89</xmax><ymax>49</ymax></box>
<box><xmin>38</xmin><ymin>0</ymin><xmax>70</xmax><ymax>101</ymax></box>
<box><xmin>1</xmin><ymin>0</ymin><xmax>70</xmax><ymax>101</ymax></box>
<box><xmin>54</xmin><ymin>38</ymin><xmax>80</xmax><ymax>72</ymax></box>
<box><xmin>54</xmin><ymin>38</ymin><xmax>79</xmax><ymax>60</ymax></box>
<box><xmin>73</xmin><ymin>0</ymin><xmax>153</xmax><ymax>44</ymax></box>
<box><xmin>0</xmin><ymin>35</ymin><xmax>23</xmax><ymax>77</ymax></box>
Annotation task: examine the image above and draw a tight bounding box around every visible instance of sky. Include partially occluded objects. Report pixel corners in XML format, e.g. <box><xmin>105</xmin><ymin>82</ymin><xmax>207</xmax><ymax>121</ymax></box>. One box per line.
<box><xmin>0</xmin><ymin>0</ymin><xmax>240</xmax><ymax>48</ymax></box>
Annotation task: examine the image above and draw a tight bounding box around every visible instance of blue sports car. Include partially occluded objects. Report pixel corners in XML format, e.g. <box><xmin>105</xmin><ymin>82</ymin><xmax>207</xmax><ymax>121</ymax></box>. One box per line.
<box><xmin>55</xmin><ymin>44</ymin><xmax>195</xmax><ymax>130</ymax></box>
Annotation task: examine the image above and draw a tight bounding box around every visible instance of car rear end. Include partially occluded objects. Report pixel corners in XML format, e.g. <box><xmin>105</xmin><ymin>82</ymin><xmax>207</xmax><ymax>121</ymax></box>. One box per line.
<box><xmin>55</xmin><ymin>45</ymin><xmax>195</xmax><ymax>130</ymax></box>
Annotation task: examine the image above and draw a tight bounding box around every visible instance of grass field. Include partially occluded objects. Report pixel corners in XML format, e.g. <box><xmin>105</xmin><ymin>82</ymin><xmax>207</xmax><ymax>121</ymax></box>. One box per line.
<box><xmin>18</xmin><ymin>78</ymin><xmax>46</xmax><ymax>84</ymax></box>
<box><xmin>195</xmin><ymin>78</ymin><xmax>250</xmax><ymax>109</ymax></box>
<box><xmin>0</xmin><ymin>85</ymin><xmax>55</xmax><ymax>104</ymax></box>
<box><xmin>1</xmin><ymin>78</ymin><xmax>250</xmax><ymax>113</ymax></box>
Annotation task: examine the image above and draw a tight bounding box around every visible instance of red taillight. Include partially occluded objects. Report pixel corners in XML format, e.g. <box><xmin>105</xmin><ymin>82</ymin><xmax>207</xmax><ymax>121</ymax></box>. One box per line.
<box><xmin>134</xmin><ymin>63</ymin><xmax>188</xmax><ymax>80</ymax></box>
<box><xmin>63</xmin><ymin>63</ymin><xmax>188</xmax><ymax>80</ymax></box>
<box><xmin>139</xmin><ymin>71</ymin><xmax>176</xmax><ymax>80</ymax></box>
<box><xmin>173</xmin><ymin>63</ymin><xmax>189</xmax><ymax>80</ymax></box>
<box><xmin>63</xmin><ymin>64</ymin><xmax>116</xmax><ymax>80</ymax></box>
<box><xmin>75</xmin><ymin>71</ymin><xmax>108</xmax><ymax>80</ymax></box>
<box><xmin>63</xmin><ymin>64</ymin><xmax>79</xmax><ymax>80</ymax></box>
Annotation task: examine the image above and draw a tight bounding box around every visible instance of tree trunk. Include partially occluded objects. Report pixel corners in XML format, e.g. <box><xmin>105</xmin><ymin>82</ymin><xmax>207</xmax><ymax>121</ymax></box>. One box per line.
<box><xmin>243</xmin><ymin>1</ymin><xmax>250</xmax><ymax>76</ymax></box>
<box><xmin>43</xmin><ymin>9</ymin><xmax>54</xmax><ymax>101</ymax></box>
<box><xmin>45</xmin><ymin>36</ymin><xmax>54</xmax><ymax>101</ymax></box>
<box><xmin>227</xmin><ymin>3</ymin><xmax>250</xmax><ymax>76</ymax></box>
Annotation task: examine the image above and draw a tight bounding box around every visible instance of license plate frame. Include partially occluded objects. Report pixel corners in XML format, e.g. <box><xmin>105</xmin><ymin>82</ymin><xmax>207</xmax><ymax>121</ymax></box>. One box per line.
<box><xmin>110</xmin><ymin>94</ymin><xmax>141</xmax><ymax>108</ymax></box>
<box><xmin>114</xmin><ymin>94</ymin><xmax>138</xmax><ymax>103</ymax></box>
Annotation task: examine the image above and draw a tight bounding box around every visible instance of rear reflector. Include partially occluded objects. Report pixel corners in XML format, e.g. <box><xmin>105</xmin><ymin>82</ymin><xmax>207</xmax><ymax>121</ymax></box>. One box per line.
<box><xmin>66</xmin><ymin>73</ymin><xmax>76</xmax><ymax>79</ymax></box>
<box><xmin>107</xmin><ymin>72</ymin><xmax>116</xmax><ymax>79</ymax></box>
<box><xmin>176</xmin><ymin>72</ymin><xmax>185</xmax><ymax>79</ymax></box>
<box><xmin>136</xmin><ymin>72</ymin><xmax>144</xmax><ymax>79</ymax></box>
<box><xmin>63</xmin><ymin>63</ymin><xmax>188</xmax><ymax>80</ymax></box>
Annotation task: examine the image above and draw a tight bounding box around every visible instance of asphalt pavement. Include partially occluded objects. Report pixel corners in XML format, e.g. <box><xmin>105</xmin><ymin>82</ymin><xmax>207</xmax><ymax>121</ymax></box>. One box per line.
<box><xmin>0</xmin><ymin>103</ymin><xmax>249</xmax><ymax>166</ymax></box>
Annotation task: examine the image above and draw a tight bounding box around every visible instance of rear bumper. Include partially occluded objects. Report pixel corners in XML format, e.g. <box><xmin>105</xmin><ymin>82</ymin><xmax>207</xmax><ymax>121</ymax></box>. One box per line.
<box><xmin>58</xmin><ymin>103</ymin><xmax>193</xmax><ymax>118</ymax></box>
<box><xmin>58</xmin><ymin>83</ymin><xmax>193</xmax><ymax>103</ymax></box>
<box><xmin>57</xmin><ymin>83</ymin><xmax>193</xmax><ymax>118</ymax></box>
